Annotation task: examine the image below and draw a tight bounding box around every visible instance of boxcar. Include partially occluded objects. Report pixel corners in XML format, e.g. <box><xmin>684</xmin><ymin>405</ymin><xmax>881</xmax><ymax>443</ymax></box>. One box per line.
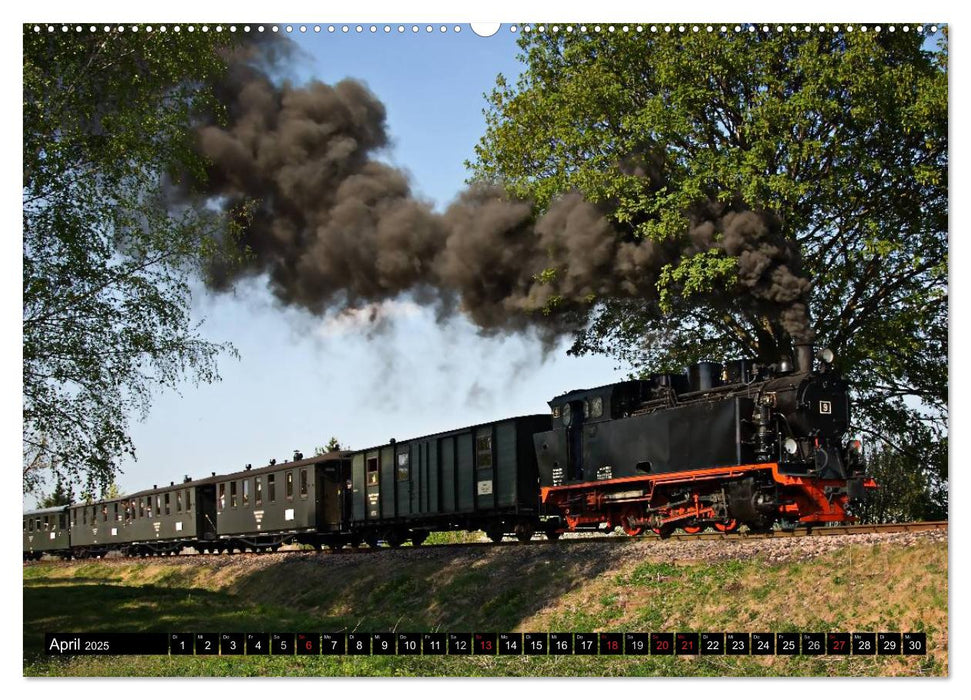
<box><xmin>212</xmin><ymin>451</ymin><xmax>351</xmax><ymax>552</ymax></box>
<box><xmin>23</xmin><ymin>506</ymin><xmax>71</xmax><ymax>560</ymax></box>
<box><xmin>349</xmin><ymin>414</ymin><xmax>553</xmax><ymax>545</ymax></box>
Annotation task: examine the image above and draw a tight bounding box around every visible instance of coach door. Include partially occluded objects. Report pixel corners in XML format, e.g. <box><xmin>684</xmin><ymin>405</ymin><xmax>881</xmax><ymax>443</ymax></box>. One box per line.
<box><xmin>317</xmin><ymin>465</ymin><xmax>342</xmax><ymax>531</ymax></box>
<box><xmin>196</xmin><ymin>485</ymin><xmax>217</xmax><ymax>539</ymax></box>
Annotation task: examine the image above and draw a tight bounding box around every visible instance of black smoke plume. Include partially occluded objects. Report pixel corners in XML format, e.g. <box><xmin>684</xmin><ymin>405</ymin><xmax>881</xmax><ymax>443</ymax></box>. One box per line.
<box><xmin>182</xmin><ymin>39</ymin><xmax>814</xmax><ymax>345</ymax></box>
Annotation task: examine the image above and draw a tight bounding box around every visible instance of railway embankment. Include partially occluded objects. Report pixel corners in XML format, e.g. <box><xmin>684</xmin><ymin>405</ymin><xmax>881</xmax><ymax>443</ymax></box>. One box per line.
<box><xmin>24</xmin><ymin>529</ymin><xmax>947</xmax><ymax>676</ymax></box>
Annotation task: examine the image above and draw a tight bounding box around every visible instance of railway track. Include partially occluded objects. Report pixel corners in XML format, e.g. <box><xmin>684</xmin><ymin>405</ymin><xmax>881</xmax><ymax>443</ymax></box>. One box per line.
<box><xmin>23</xmin><ymin>521</ymin><xmax>947</xmax><ymax>562</ymax></box>
<box><xmin>411</xmin><ymin>519</ymin><xmax>949</xmax><ymax>550</ymax></box>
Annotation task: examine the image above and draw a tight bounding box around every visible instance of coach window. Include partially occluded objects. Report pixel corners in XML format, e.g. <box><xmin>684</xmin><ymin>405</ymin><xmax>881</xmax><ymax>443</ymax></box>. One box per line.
<box><xmin>299</xmin><ymin>469</ymin><xmax>308</xmax><ymax>498</ymax></box>
<box><xmin>138</xmin><ymin>499</ymin><xmax>145</xmax><ymax>518</ymax></box>
<box><xmin>27</xmin><ymin>518</ymin><xmax>32</xmax><ymax>532</ymax></box>
<box><xmin>231</xmin><ymin>481</ymin><xmax>238</xmax><ymax>508</ymax></box>
<box><xmin>243</xmin><ymin>479</ymin><xmax>250</xmax><ymax>507</ymax></box>
<box><xmin>268</xmin><ymin>474</ymin><xmax>276</xmax><ymax>503</ymax></box>
<box><xmin>476</xmin><ymin>435</ymin><xmax>493</xmax><ymax>470</ymax></box>
<box><xmin>255</xmin><ymin>477</ymin><xmax>263</xmax><ymax>506</ymax></box>
<box><xmin>367</xmin><ymin>457</ymin><xmax>379</xmax><ymax>486</ymax></box>
<box><xmin>397</xmin><ymin>452</ymin><xmax>410</xmax><ymax>481</ymax></box>
<box><xmin>156</xmin><ymin>496</ymin><xmax>162</xmax><ymax>515</ymax></box>
<box><xmin>23</xmin><ymin>519</ymin><xmax>27</xmax><ymax>532</ymax></box>
<box><xmin>60</xmin><ymin>513</ymin><xmax>67</xmax><ymax>530</ymax></box>
<box><xmin>185</xmin><ymin>490</ymin><xmax>191</xmax><ymax>513</ymax></box>
<box><xmin>218</xmin><ymin>483</ymin><xmax>226</xmax><ymax>510</ymax></box>
<box><xmin>286</xmin><ymin>471</ymin><xmax>294</xmax><ymax>500</ymax></box>
<box><xmin>114</xmin><ymin>503</ymin><xmax>120</xmax><ymax>521</ymax></box>
<box><xmin>176</xmin><ymin>491</ymin><xmax>182</xmax><ymax>513</ymax></box>
<box><xmin>102</xmin><ymin>506</ymin><xmax>108</xmax><ymax>522</ymax></box>
<box><xmin>163</xmin><ymin>493</ymin><xmax>170</xmax><ymax>515</ymax></box>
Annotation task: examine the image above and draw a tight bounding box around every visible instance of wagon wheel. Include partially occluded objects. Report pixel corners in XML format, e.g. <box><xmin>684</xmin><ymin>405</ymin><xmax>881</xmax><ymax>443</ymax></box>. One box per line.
<box><xmin>486</xmin><ymin>524</ymin><xmax>504</xmax><ymax>543</ymax></box>
<box><xmin>681</xmin><ymin>524</ymin><xmax>702</xmax><ymax>534</ymax></box>
<box><xmin>387</xmin><ymin>530</ymin><xmax>407</xmax><ymax>548</ymax></box>
<box><xmin>411</xmin><ymin>531</ymin><xmax>428</xmax><ymax>547</ymax></box>
<box><xmin>514</xmin><ymin>521</ymin><xmax>535</xmax><ymax>543</ymax></box>
<box><xmin>327</xmin><ymin>542</ymin><xmax>344</xmax><ymax>553</ymax></box>
<box><xmin>713</xmin><ymin>519</ymin><xmax>739</xmax><ymax>533</ymax></box>
<box><xmin>545</xmin><ymin>529</ymin><xmax>562</xmax><ymax>541</ymax></box>
<box><xmin>620</xmin><ymin>506</ymin><xmax>643</xmax><ymax>537</ymax></box>
<box><xmin>364</xmin><ymin>535</ymin><xmax>380</xmax><ymax>549</ymax></box>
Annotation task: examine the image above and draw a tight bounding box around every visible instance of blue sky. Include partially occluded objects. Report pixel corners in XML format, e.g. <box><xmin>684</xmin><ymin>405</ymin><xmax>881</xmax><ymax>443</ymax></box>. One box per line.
<box><xmin>69</xmin><ymin>25</ymin><xmax>624</xmax><ymax>503</ymax></box>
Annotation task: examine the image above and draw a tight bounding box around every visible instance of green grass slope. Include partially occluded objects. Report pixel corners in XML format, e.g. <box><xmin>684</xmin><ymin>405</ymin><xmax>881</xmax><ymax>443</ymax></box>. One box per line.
<box><xmin>23</xmin><ymin>533</ymin><xmax>947</xmax><ymax>677</ymax></box>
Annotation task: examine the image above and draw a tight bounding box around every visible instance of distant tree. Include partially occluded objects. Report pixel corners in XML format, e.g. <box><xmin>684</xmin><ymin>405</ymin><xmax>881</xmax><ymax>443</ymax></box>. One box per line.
<box><xmin>23</xmin><ymin>27</ymin><xmax>246</xmax><ymax>496</ymax></box>
<box><xmin>314</xmin><ymin>437</ymin><xmax>345</xmax><ymax>455</ymax></box>
<box><xmin>39</xmin><ymin>476</ymin><xmax>75</xmax><ymax>508</ymax></box>
<box><xmin>473</xmin><ymin>27</ymin><xmax>947</xmax><ymax>518</ymax></box>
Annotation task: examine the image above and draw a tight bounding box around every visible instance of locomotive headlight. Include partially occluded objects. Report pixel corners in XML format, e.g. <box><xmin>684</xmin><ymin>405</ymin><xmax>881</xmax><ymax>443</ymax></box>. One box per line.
<box><xmin>784</xmin><ymin>438</ymin><xmax>799</xmax><ymax>455</ymax></box>
<box><xmin>816</xmin><ymin>347</ymin><xmax>835</xmax><ymax>364</ymax></box>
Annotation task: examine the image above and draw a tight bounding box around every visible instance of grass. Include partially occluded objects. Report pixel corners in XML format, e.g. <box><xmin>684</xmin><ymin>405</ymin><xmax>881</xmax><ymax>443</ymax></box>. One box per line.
<box><xmin>23</xmin><ymin>537</ymin><xmax>948</xmax><ymax>677</ymax></box>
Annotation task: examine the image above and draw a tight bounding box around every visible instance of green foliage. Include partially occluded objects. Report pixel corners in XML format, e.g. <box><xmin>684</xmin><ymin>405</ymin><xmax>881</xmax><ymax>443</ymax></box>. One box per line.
<box><xmin>23</xmin><ymin>27</ymin><xmax>245</xmax><ymax>495</ymax></box>
<box><xmin>38</xmin><ymin>476</ymin><xmax>75</xmax><ymax>508</ymax></box>
<box><xmin>472</xmin><ymin>26</ymin><xmax>947</xmax><ymax>518</ymax></box>
<box><xmin>858</xmin><ymin>444</ymin><xmax>947</xmax><ymax>523</ymax></box>
<box><xmin>314</xmin><ymin>437</ymin><xmax>345</xmax><ymax>455</ymax></box>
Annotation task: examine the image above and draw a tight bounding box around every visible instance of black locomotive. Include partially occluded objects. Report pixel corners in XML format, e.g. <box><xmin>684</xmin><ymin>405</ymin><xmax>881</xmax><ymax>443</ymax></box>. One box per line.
<box><xmin>24</xmin><ymin>343</ymin><xmax>871</xmax><ymax>560</ymax></box>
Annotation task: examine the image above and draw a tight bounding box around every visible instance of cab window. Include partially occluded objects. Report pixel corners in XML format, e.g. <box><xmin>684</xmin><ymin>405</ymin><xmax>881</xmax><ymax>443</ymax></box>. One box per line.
<box><xmin>590</xmin><ymin>396</ymin><xmax>604</xmax><ymax>419</ymax></box>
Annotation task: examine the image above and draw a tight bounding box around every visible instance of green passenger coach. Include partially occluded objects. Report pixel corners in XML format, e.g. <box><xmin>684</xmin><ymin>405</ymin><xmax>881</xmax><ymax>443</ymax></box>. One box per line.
<box><xmin>23</xmin><ymin>506</ymin><xmax>71</xmax><ymax>560</ymax></box>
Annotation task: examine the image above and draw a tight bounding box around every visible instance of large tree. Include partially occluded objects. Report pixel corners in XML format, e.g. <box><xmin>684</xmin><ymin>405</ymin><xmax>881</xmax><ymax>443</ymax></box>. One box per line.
<box><xmin>23</xmin><ymin>27</ymin><xmax>244</xmax><ymax>496</ymax></box>
<box><xmin>473</xmin><ymin>26</ymin><xmax>947</xmax><ymax>519</ymax></box>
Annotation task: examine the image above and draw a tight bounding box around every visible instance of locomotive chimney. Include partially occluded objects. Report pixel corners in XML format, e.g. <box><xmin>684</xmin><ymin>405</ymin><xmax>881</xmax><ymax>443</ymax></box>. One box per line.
<box><xmin>795</xmin><ymin>343</ymin><xmax>814</xmax><ymax>374</ymax></box>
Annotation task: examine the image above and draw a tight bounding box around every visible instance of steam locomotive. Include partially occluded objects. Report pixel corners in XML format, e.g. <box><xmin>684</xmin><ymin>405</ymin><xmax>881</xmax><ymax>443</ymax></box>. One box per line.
<box><xmin>23</xmin><ymin>343</ymin><xmax>872</xmax><ymax>560</ymax></box>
